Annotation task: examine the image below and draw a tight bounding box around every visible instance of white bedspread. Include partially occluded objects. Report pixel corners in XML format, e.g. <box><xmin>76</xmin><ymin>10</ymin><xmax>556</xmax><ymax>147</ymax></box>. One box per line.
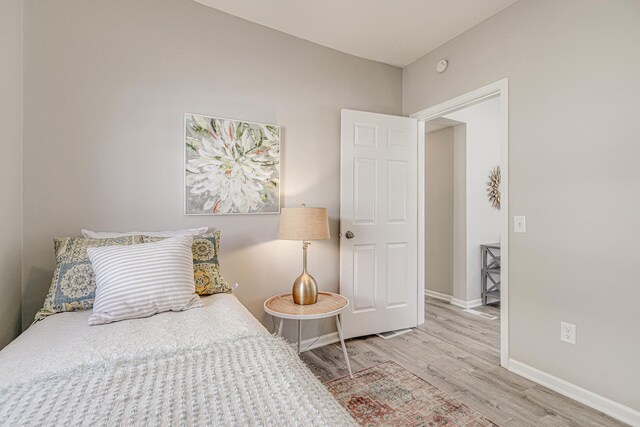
<box><xmin>0</xmin><ymin>294</ymin><xmax>355</xmax><ymax>426</ymax></box>
<box><xmin>0</xmin><ymin>294</ymin><xmax>265</xmax><ymax>385</ymax></box>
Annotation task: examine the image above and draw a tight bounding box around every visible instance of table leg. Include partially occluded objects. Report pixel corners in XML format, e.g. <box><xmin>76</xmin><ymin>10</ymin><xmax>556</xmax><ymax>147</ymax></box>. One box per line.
<box><xmin>335</xmin><ymin>315</ymin><xmax>353</xmax><ymax>379</ymax></box>
<box><xmin>297</xmin><ymin>319</ymin><xmax>301</xmax><ymax>354</ymax></box>
<box><xmin>277</xmin><ymin>318</ymin><xmax>284</xmax><ymax>337</ymax></box>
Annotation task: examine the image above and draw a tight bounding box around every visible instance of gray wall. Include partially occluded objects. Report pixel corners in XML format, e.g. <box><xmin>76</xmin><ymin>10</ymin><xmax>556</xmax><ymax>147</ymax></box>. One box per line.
<box><xmin>424</xmin><ymin>127</ymin><xmax>454</xmax><ymax>296</ymax></box>
<box><xmin>404</xmin><ymin>0</ymin><xmax>640</xmax><ymax>410</ymax></box>
<box><xmin>451</xmin><ymin>125</ymin><xmax>467</xmax><ymax>303</ymax></box>
<box><xmin>445</xmin><ymin>99</ymin><xmax>501</xmax><ymax>303</ymax></box>
<box><xmin>22</xmin><ymin>0</ymin><xmax>402</xmax><ymax>340</ymax></box>
<box><xmin>0</xmin><ymin>0</ymin><xmax>23</xmax><ymax>350</ymax></box>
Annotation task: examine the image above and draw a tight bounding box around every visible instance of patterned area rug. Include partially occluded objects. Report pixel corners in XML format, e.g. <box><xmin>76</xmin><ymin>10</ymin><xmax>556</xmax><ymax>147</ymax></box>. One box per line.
<box><xmin>325</xmin><ymin>361</ymin><xmax>497</xmax><ymax>426</ymax></box>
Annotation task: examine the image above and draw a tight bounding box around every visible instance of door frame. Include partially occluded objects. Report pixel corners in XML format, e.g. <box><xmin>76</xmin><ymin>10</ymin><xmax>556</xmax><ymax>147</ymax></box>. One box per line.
<box><xmin>410</xmin><ymin>78</ymin><xmax>510</xmax><ymax>368</ymax></box>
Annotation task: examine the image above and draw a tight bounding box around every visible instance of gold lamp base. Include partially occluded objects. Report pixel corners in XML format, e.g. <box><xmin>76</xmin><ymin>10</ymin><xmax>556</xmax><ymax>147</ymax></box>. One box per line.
<box><xmin>292</xmin><ymin>272</ymin><xmax>318</xmax><ymax>305</ymax></box>
<box><xmin>292</xmin><ymin>241</ymin><xmax>318</xmax><ymax>305</ymax></box>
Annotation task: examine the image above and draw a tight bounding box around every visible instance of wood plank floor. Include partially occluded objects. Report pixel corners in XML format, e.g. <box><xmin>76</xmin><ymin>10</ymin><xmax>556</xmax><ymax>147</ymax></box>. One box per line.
<box><xmin>301</xmin><ymin>296</ymin><xmax>626</xmax><ymax>427</ymax></box>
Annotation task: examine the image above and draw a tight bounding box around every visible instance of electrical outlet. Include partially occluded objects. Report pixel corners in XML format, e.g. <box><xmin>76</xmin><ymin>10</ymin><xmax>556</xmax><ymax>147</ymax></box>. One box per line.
<box><xmin>560</xmin><ymin>322</ymin><xmax>576</xmax><ymax>345</ymax></box>
<box><xmin>514</xmin><ymin>216</ymin><xmax>526</xmax><ymax>233</ymax></box>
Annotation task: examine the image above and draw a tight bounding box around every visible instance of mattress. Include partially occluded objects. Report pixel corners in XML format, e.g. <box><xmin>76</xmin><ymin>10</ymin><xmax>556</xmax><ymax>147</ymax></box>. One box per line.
<box><xmin>0</xmin><ymin>294</ymin><xmax>355</xmax><ymax>426</ymax></box>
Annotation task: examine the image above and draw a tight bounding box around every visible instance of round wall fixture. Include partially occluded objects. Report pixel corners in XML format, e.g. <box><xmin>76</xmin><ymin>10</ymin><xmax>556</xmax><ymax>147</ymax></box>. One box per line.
<box><xmin>487</xmin><ymin>166</ymin><xmax>501</xmax><ymax>210</ymax></box>
<box><xmin>436</xmin><ymin>59</ymin><xmax>448</xmax><ymax>73</ymax></box>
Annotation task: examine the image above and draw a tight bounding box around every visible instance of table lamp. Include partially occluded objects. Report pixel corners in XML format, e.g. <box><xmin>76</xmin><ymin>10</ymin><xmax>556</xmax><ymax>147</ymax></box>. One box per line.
<box><xmin>279</xmin><ymin>204</ymin><xmax>330</xmax><ymax>305</ymax></box>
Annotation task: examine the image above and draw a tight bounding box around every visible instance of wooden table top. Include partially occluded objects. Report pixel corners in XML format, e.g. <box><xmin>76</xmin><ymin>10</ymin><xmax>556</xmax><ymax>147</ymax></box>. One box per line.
<box><xmin>264</xmin><ymin>292</ymin><xmax>349</xmax><ymax>319</ymax></box>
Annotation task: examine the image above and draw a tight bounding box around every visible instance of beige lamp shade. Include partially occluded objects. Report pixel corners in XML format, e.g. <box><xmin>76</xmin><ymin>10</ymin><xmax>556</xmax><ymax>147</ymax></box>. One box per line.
<box><xmin>279</xmin><ymin>206</ymin><xmax>330</xmax><ymax>241</ymax></box>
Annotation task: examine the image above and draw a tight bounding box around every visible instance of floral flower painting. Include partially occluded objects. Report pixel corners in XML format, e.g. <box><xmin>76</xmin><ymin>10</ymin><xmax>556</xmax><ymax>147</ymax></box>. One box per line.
<box><xmin>185</xmin><ymin>114</ymin><xmax>280</xmax><ymax>215</ymax></box>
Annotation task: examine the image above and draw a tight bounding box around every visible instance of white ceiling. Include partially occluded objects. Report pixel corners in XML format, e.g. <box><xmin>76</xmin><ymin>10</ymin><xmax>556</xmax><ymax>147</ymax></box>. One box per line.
<box><xmin>193</xmin><ymin>0</ymin><xmax>518</xmax><ymax>67</ymax></box>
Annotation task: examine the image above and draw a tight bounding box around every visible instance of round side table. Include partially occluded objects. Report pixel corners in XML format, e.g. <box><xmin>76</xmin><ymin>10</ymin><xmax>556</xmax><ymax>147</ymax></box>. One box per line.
<box><xmin>264</xmin><ymin>291</ymin><xmax>353</xmax><ymax>378</ymax></box>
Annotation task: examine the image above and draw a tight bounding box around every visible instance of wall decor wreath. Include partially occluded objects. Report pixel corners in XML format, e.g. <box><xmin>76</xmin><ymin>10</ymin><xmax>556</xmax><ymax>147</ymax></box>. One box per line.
<box><xmin>487</xmin><ymin>166</ymin><xmax>501</xmax><ymax>210</ymax></box>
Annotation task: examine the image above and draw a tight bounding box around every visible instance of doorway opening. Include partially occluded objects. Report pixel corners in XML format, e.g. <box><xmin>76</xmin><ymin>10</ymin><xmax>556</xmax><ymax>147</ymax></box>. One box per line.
<box><xmin>412</xmin><ymin>79</ymin><xmax>509</xmax><ymax>367</ymax></box>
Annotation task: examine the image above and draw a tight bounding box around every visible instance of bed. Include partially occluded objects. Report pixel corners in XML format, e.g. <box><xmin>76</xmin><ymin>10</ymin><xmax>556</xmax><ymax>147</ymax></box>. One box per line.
<box><xmin>0</xmin><ymin>294</ymin><xmax>356</xmax><ymax>426</ymax></box>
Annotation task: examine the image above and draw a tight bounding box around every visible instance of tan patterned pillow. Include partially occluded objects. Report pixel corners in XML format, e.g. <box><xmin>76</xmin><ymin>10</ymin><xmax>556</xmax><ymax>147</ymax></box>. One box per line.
<box><xmin>142</xmin><ymin>231</ymin><xmax>231</xmax><ymax>295</ymax></box>
<box><xmin>35</xmin><ymin>235</ymin><xmax>143</xmax><ymax>321</ymax></box>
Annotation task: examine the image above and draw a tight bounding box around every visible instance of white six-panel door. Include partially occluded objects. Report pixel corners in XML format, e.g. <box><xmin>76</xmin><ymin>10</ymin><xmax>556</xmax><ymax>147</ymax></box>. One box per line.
<box><xmin>340</xmin><ymin>109</ymin><xmax>418</xmax><ymax>339</ymax></box>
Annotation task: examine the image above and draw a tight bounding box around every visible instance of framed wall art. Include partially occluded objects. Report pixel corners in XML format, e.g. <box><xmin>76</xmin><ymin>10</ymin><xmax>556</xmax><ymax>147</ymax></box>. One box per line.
<box><xmin>184</xmin><ymin>113</ymin><xmax>280</xmax><ymax>215</ymax></box>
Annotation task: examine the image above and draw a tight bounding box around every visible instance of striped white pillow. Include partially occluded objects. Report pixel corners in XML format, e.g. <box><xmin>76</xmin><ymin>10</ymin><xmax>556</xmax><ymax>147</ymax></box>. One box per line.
<box><xmin>87</xmin><ymin>234</ymin><xmax>202</xmax><ymax>326</ymax></box>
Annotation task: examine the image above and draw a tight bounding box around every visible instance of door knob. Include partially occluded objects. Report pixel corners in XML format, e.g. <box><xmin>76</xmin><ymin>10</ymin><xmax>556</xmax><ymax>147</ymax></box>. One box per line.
<box><xmin>345</xmin><ymin>231</ymin><xmax>354</xmax><ymax>239</ymax></box>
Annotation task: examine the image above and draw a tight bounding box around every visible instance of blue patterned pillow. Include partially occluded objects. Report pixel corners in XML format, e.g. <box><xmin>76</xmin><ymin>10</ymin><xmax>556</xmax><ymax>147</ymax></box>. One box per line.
<box><xmin>35</xmin><ymin>235</ymin><xmax>143</xmax><ymax>321</ymax></box>
<box><xmin>142</xmin><ymin>231</ymin><xmax>231</xmax><ymax>295</ymax></box>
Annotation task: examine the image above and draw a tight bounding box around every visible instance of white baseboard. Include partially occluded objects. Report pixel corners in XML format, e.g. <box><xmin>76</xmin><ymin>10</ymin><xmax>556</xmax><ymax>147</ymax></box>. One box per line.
<box><xmin>425</xmin><ymin>290</ymin><xmax>483</xmax><ymax>309</ymax></box>
<box><xmin>424</xmin><ymin>289</ymin><xmax>453</xmax><ymax>302</ymax></box>
<box><xmin>451</xmin><ymin>298</ymin><xmax>482</xmax><ymax>309</ymax></box>
<box><xmin>292</xmin><ymin>332</ymin><xmax>339</xmax><ymax>352</ymax></box>
<box><xmin>509</xmin><ymin>359</ymin><xmax>640</xmax><ymax>427</ymax></box>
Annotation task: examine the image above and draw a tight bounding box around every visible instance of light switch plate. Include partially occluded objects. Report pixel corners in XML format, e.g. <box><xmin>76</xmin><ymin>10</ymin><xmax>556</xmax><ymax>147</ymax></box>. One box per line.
<box><xmin>514</xmin><ymin>216</ymin><xmax>526</xmax><ymax>233</ymax></box>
